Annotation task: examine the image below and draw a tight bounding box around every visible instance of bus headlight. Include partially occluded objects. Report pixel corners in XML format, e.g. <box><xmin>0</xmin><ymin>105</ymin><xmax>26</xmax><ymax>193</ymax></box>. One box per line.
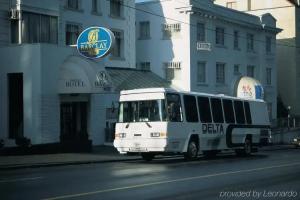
<box><xmin>150</xmin><ymin>132</ymin><xmax>167</xmax><ymax>138</ymax></box>
<box><xmin>115</xmin><ymin>133</ymin><xmax>126</xmax><ymax>139</ymax></box>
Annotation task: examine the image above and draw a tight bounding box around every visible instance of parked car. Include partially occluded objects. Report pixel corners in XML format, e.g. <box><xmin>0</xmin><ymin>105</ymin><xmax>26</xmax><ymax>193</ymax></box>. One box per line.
<box><xmin>292</xmin><ymin>137</ymin><xmax>300</xmax><ymax>148</ymax></box>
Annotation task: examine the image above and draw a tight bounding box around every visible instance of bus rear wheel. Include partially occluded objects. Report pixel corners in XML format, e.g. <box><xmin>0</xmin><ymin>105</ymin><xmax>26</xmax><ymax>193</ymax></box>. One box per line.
<box><xmin>235</xmin><ymin>139</ymin><xmax>252</xmax><ymax>157</ymax></box>
<box><xmin>184</xmin><ymin>140</ymin><xmax>198</xmax><ymax>161</ymax></box>
<box><xmin>141</xmin><ymin>153</ymin><xmax>155</xmax><ymax>161</ymax></box>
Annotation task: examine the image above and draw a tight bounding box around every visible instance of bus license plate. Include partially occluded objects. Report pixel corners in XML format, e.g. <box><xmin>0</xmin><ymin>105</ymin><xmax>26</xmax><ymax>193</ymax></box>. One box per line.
<box><xmin>131</xmin><ymin>147</ymin><xmax>146</xmax><ymax>152</ymax></box>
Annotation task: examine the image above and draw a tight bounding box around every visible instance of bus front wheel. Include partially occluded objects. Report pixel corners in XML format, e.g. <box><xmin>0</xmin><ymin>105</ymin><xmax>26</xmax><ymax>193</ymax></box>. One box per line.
<box><xmin>184</xmin><ymin>140</ymin><xmax>198</xmax><ymax>161</ymax></box>
<box><xmin>141</xmin><ymin>153</ymin><xmax>155</xmax><ymax>161</ymax></box>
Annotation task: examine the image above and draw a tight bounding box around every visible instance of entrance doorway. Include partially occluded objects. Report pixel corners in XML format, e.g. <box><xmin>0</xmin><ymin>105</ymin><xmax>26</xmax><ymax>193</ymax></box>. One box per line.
<box><xmin>60</xmin><ymin>102</ymin><xmax>88</xmax><ymax>142</ymax></box>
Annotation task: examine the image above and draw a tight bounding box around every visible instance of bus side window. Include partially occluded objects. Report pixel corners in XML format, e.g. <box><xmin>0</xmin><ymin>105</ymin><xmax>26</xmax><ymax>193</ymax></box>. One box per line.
<box><xmin>183</xmin><ymin>95</ymin><xmax>199</xmax><ymax>122</ymax></box>
<box><xmin>222</xmin><ymin>99</ymin><xmax>235</xmax><ymax>123</ymax></box>
<box><xmin>166</xmin><ymin>93</ymin><xmax>183</xmax><ymax>122</ymax></box>
<box><xmin>211</xmin><ymin>98</ymin><xmax>224</xmax><ymax>123</ymax></box>
<box><xmin>197</xmin><ymin>96</ymin><xmax>212</xmax><ymax>123</ymax></box>
<box><xmin>234</xmin><ymin>100</ymin><xmax>245</xmax><ymax>124</ymax></box>
<box><xmin>244</xmin><ymin>101</ymin><xmax>252</xmax><ymax>124</ymax></box>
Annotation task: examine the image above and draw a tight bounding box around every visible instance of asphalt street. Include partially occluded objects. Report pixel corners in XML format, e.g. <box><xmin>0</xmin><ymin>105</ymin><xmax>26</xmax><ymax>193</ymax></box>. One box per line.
<box><xmin>1</xmin><ymin>148</ymin><xmax>300</xmax><ymax>200</ymax></box>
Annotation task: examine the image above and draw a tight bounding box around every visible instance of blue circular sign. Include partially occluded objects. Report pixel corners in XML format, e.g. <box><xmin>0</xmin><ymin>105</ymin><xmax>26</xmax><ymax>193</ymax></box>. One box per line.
<box><xmin>77</xmin><ymin>27</ymin><xmax>115</xmax><ymax>59</ymax></box>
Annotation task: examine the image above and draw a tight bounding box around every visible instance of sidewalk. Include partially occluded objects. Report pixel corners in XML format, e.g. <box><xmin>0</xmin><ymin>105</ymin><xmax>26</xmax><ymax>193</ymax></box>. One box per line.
<box><xmin>0</xmin><ymin>146</ymin><xmax>140</xmax><ymax>170</ymax></box>
<box><xmin>0</xmin><ymin>144</ymin><xmax>296</xmax><ymax>170</ymax></box>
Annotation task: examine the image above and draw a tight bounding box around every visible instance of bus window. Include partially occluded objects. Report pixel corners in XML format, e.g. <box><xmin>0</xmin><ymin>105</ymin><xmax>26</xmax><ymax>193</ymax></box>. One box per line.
<box><xmin>197</xmin><ymin>97</ymin><xmax>212</xmax><ymax>123</ymax></box>
<box><xmin>166</xmin><ymin>93</ymin><xmax>183</xmax><ymax>122</ymax></box>
<box><xmin>211</xmin><ymin>98</ymin><xmax>224</xmax><ymax>123</ymax></box>
<box><xmin>118</xmin><ymin>100</ymin><xmax>166</xmax><ymax>123</ymax></box>
<box><xmin>183</xmin><ymin>95</ymin><xmax>199</xmax><ymax>122</ymax></box>
<box><xmin>244</xmin><ymin>101</ymin><xmax>252</xmax><ymax>124</ymax></box>
<box><xmin>222</xmin><ymin>99</ymin><xmax>235</xmax><ymax>123</ymax></box>
<box><xmin>234</xmin><ymin>100</ymin><xmax>245</xmax><ymax>124</ymax></box>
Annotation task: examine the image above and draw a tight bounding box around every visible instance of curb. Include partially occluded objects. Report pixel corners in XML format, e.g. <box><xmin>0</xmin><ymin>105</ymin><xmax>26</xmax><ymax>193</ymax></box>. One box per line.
<box><xmin>259</xmin><ymin>145</ymin><xmax>297</xmax><ymax>152</ymax></box>
<box><xmin>0</xmin><ymin>157</ymin><xmax>142</xmax><ymax>170</ymax></box>
<box><xmin>1</xmin><ymin>146</ymin><xmax>298</xmax><ymax>170</ymax></box>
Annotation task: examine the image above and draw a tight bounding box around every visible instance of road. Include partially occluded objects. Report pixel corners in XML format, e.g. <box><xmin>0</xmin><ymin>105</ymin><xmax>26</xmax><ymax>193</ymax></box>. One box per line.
<box><xmin>1</xmin><ymin>148</ymin><xmax>300</xmax><ymax>200</ymax></box>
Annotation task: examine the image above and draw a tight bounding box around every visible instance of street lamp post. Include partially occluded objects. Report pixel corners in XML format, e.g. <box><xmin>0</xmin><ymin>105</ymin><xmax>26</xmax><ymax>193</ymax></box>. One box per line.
<box><xmin>287</xmin><ymin>106</ymin><xmax>291</xmax><ymax>130</ymax></box>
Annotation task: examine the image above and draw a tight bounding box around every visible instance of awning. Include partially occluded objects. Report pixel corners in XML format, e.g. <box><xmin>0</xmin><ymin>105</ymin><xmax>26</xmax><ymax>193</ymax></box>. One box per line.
<box><xmin>58</xmin><ymin>56</ymin><xmax>114</xmax><ymax>94</ymax></box>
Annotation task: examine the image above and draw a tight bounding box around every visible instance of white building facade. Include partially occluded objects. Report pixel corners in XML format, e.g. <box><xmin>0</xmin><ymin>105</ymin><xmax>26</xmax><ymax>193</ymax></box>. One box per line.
<box><xmin>0</xmin><ymin>0</ymin><xmax>136</xmax><ymax>148</ymax></box>
<box><xmin>215</xmin><ymin>0</ymin><xmax>300</xmax><ymax>118</ymax></box>
<box><xmin>136</xmin><ymin>0</ymin><xmax>280</xmax><ymax>120</ymax></box>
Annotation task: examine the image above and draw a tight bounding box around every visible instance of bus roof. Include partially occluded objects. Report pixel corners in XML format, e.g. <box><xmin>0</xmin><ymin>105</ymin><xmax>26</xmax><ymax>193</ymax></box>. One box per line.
<box><xmin>120</xmin><ymin>88</ymin><xmax>265</xmax><ymax>102</ymax></box>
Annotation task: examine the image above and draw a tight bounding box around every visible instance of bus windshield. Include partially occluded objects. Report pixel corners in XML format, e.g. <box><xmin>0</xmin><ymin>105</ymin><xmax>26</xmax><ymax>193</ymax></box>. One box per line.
<box><xmin>118</xmin><ymin>100</ymin><xmax>166</xmax><ymax>123</ymax></box>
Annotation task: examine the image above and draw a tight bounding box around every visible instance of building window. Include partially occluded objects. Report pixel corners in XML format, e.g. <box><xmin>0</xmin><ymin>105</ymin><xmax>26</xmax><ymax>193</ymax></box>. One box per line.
<box><xmin>226</xmin><ymin>1</ymin><xmax>237</xmax><ymax>9</ymax></box>
<box><xmin>66</xmin><ymin>24</ymin><xmax>80</xmax><ymax>45</ymax></box>
<box><xmin>162</xmin><ymin>23</ymin><xmax>181</xmax><ymax>39</ymax></box>
<box><xmin>197</xmin><ymin>62</ymin><xmax>206</xmax><ymax>83</ymax></box>
<box><xmin>266</xmin><ymin>36</ymin><xmax>271</xmax><ymax>53</ymax></box>
<box><xmin>216</xmin><ymin>63</ymin><xmax>225</xmax><ymax>84</ymax></box>
<box><xmin>247</xmin><ymin>0</ymin><xmax>252</xmax><ymax>10</ymax></box>
<box><xmin>234</xmin><ymin>64</ymin><xmax>240</xmax><ymax>75</ymax></box>
<box><xmin>247</xmin><ymin>33</ymin><xmax>254</xmax><ymax>51</ymax></box>
<box><xmin>66</xmin><ymin>0</ymin><xmax>80</xmax><ymax>10</ymax></box>
<box><xmin>110</xmin><ymin>0</ymin><xmax>123</xmax><ymax>18</ymax></box>
<box><xmin>164</xmin><ymin>62</ymin><xmax>181</xmax><ymax>81</ymax></box>
<box><xmin>139</xmin><ymin>21</ymin><xmax>150</xmax><ymax>39</ymax></box>
<box><xmin>234</xmin><ymin>30</ymin><xmax>239</xmax><ymax>49</ymax></box>
<box><xmin>247</xmin><ymin>65</ymin><xmax>255</xmax><ymax>77</ymax></box>
<box><xmin>20</xmin><ymin>12</ymin><xmax>58</xmax><ymax>44</ymax></box>
<box><xmin>197</xmin><ymin>23</ymin><xmax>205</xmax><ymax>41</ymax></box>
<box><xmin>216</xmin><ymin>27</ymin><xmax>225</xmax><ymax>46</ymax></box>
<box><xmin>139</xmin><ymin>62</ymin><xmax>150</xmax><ymax>71</ymax></box>
<box><xmin>92</xmin><ymin>0</ymin><xmax>101</xmax><ymax>14</ymax></box>
<box><xmin>266</xmin><ymin>68</ymin><xmax>272</xmax><ymax>85</ymax></box>
<box><xmin>111</xmin><ymin>30</ymin><xmax>124</xmax><ymax>58</ymax></box>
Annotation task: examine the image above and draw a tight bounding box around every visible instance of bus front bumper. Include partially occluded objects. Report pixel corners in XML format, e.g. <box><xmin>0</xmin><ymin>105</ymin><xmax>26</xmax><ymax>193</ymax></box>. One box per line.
<box><xmin>114</xmin><ymin>138</ymin><xmax>167</xmax><ymax>154</ymax></box>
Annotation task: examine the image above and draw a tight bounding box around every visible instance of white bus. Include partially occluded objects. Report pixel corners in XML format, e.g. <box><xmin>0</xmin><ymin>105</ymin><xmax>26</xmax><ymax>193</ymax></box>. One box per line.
<box><xmin>114</xmin><ymin>88</ymin><xmax>270</xmax><ymax>161</ymax></box>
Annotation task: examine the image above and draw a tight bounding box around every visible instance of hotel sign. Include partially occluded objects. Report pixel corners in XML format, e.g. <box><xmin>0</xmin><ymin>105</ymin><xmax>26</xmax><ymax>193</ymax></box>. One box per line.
<box><xmin>77</xmin><ymin>27</ymin><xmax>115</xmax><ymax>59</ymax></box>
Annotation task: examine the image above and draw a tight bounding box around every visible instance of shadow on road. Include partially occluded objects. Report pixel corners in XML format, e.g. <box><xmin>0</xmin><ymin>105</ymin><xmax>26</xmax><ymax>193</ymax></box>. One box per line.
<box><xmin>126</xmin><ymin>153</ymin><xmax>269</xmax><ymax>165</ymax></box>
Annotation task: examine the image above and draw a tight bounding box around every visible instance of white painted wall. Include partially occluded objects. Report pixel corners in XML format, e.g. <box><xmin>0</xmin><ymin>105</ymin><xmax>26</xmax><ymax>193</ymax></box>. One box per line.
<box><xmin>136</xmin><ymin>0</ymin><xmax>278</xmax><ymax>119</ymax></box>
<box><xmin>214</xmin><ymin>0</ymin><xmax>300</xmax><ymax>117</ymax></box>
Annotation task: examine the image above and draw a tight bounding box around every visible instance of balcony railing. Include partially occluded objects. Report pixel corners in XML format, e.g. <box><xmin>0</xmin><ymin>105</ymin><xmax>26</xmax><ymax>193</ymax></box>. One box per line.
<box><xmin>197</xmin><ymin>42</ymin><xmax>211</xmax><ymax>51</ymax></box>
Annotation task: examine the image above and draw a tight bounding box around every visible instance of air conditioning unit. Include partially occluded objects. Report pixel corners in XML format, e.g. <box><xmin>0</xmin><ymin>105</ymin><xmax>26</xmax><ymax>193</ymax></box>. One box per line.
<box><xmin>9</xmin><ymin>9</ymin><xmax>20</xmax><ymax>20</ymax></box>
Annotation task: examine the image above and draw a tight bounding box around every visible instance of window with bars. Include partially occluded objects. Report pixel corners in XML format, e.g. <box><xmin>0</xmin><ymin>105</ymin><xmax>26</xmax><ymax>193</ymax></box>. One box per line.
<box><xmin>66</xmin><ymin>24</ymin><xmax>80</xmax><ymax>45</ymax></box>
<box><xmin>247</xmin><ymin>65</ymin><xmax>255</xmax><ymax>77</ymax></box>
<box><xmin>92</xmin><ymin>0</ymin><xmax>101</xmax><ymax>14</ymax></box>
<box><xmin>110</xmin><ymin>0</ymin><xmax>123</xmax><ymax>18</ymax></box>
<box><xmin>162</xmin><ymin>23</ymin><xmax>181</xmax><ymax>39</ymax></box>
<box><xmin>216</xmin><ymin>63</ymin><xmax>225</xmax><ymax>84</ymax></box>
<box><xmin>216</xmin><ymin>27</ymin><xmax>225</xmax><ymax>45</ymax></box>
<box><xmin>234</xmin><ymin>30</ymin><xmax>239</xmax><ymax>49</ymax></box>
<box><xmin>139</xmin><ymin>62</ymin><xmax>150</xmax><ymax>71</ymax></box>
<box><xmin>139</xmin><ymin>21</ymin><xmax>150</xmax><ymax>39</ymax></box>
<box><xmin>111</xmin><ymin>30</ymin><xmax>124</xmax><ymax>58</ymax></box>
<box><xmin>197</xmin><ymin>23</ymin><xmax>205</xmax><ymax>41</ymax></box>
<box><xmin>164</xmin><ymin>62</ymin><xmax>181</xmax><ymax>81</ymax></box>
<box><xmin>18</xmin><ymin>12</ymin><xmax>58</xmax><ymax>44</ymax></box>
<box><xmin>266</xmin><ymin>68</ymin><xmax>272</xmax><ymax>85</ymax></box>
<box><xmin>266</xmin><ymin>36</ymin><xmax>272</xmax><ymax>53</ymax></box>
<box><xmin>66</xmin><ymin>0</ymin><xmax>80</xmax><ymax>10</ymax></box>
<box><xmin>197</xmin><ymin>62</ymin><xmax>206</xmax><ymax>83</ymax></box>
<box><xmin>234</xmin><ymin>64</ymin><xmax>240</xmax><ymax>75</ymax></box>
<box><xmin>247</xmin><ymin>33</ymin><xmax>254</xmax><ymax>51</ymax></box>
